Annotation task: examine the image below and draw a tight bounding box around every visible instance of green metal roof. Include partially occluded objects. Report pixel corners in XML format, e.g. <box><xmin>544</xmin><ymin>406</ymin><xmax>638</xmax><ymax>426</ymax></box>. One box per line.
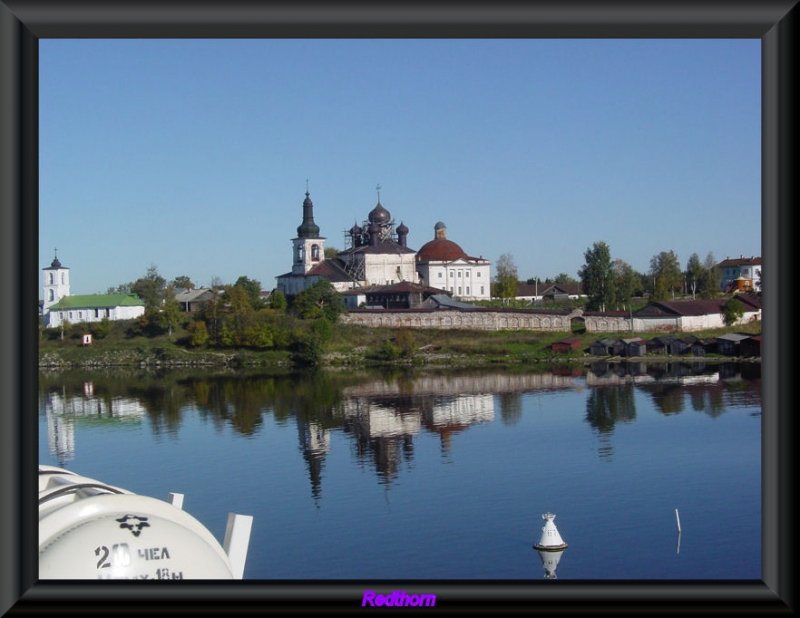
<box><xmin>49</xmin><ymin>294</ymin><xmax>144</xmax><ymax>310</ymax></box>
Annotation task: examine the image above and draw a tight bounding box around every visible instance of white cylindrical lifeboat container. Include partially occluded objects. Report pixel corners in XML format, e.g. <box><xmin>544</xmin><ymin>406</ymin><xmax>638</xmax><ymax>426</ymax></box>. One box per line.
<box><xmin>39</xmin><ymin>465</ymin><xmax>236</xmax><ymax>579</ymax></box>
<box><xmin>533</xmin><ymin>512</ymin><xmax>568</xmax><ymax>551</ymax></box>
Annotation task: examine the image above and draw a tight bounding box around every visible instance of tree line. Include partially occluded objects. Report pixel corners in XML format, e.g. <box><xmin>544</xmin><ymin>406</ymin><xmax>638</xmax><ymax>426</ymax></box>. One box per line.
<box><xmin>94</xmin><ymin>265</ymin><xmax>344</xmax><ymax>366</ymax></box>
<box><xmin>492</xmin><ymin>242</ymin><xmax>725</xmax><ymax>311</ymax></box>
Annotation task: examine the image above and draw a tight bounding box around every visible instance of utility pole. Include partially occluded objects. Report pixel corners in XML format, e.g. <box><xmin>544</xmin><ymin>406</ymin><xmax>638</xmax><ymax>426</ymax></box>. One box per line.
<box><xmin>630</xmin><ymin>300</ymin><xmax>634</xmax><ymax>337</ymax></box>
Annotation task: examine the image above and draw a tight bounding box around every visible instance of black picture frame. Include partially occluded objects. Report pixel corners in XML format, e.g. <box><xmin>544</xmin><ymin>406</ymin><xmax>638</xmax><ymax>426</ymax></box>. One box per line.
<box><xmin>2</xmin><ymin>1</ymin><xmax>795</xmax><ymax>614</ymax></box>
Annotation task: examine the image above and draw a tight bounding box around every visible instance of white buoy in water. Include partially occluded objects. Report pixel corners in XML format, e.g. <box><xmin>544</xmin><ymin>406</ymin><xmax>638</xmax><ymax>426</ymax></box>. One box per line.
<box><xmin>533</xmin><ymin>512</ymin><xmax>568</xmax><ymax>551</ymax></box>
<box><xmin>537</xmin><ymin>548</ymin><xmax>565</xmax><ymax>578</ymax></box>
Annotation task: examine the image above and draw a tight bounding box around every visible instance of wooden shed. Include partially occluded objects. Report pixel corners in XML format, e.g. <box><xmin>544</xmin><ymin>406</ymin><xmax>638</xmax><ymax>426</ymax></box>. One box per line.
<box><xmin>690</xmin><ymin>338</ymin><xmax>717</xmax><ymax>356</ymax></box>
<box><xmin>551</xmin><ymin>337</ymin><xmax>583</xmax><ymax>354</ymax></box>
<box><xmin>716</xmin><ymin>333</ymin><xmax>750</xmax><ymax>356</ymax></box>
<box><xmin>619</xmin><ymin>338</ymin><xmax>647</xmax><ymax>357</ymax></box>
<box><xmin>589</xmin><ymin>337</ymin><xmax>616</xmax><ymax>356</ymax></box>
<box><xmin>670</xmin><ymin>337</ymin><xmax>692</xmax><ymax>355</ymax></box>
<box><xmin>609</xmin><ymin>339</ymin><xmax>627</xmax><ymax>356</ymax></box>
<box><xmin>740</xmin><ymin>335</ymin><xmax>762</xmax><ymax>358</ymax></box>
<box><xmin>647</xmin><ymin>335</ymin><xmax>677</xmax><ymax>355</ymax></box>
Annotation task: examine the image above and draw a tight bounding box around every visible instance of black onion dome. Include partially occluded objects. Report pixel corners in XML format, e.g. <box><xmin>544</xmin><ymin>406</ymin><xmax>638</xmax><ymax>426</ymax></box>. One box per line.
<box><xmin>50</xmin><ymin>256</ymin><xmax>62</xmax><ymax>268</ymax></box>
<box><xmin>396</xmin><ymin>221</ymin><xmax>409</xmax><ymax>235</ymax></box>
<box><xmin>350</xmin><ymin>222</ymin><xmax>363</xmax><ymax>235</ymax></box>
<box><xmin>368</xmin><ymin>202</ymin><xmax>391</xmax><ymax>224</ymax></box>
<box><xmin>297</xmin><ymin>191</ymin><xmax>321</xmax><ymax>237</ymax></box>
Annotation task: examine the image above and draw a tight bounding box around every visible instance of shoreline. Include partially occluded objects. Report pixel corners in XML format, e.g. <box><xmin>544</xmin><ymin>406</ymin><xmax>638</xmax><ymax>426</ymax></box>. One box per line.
<box><xmin>38</xmin><ymin>349</ymin><xmax>761</xmax><ymax>371</ymax></box>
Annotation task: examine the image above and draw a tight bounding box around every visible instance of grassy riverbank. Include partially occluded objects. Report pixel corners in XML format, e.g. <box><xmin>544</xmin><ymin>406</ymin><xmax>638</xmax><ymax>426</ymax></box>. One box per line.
<box><xmin>326</xmin><ymin>322</ymin><xmax>762</xmax><ymax>367</ymax></box>
<box><xmin>38</xmin><ymin>319</ymin><xmax>762</xmax><ymax>370</ymax></box>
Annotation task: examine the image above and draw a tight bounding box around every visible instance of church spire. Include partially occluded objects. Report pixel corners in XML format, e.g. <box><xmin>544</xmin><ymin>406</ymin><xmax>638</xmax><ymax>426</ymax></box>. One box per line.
<box><xmin>50</xmin><ymin>247</ymin><xmax>62</xmax><ymax>269</ymax></box>
<box><xmin>296</xmin><ymin>186</ymin><xmax>321</xmax><ymax>238</ymax></box>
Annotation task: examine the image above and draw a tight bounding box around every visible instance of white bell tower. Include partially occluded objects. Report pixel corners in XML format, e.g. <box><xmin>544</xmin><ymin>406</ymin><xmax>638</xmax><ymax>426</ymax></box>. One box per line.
<box><xmin>291</xmin><ymin>190</ymin><xmax>325</xmax><ymax>275</ymax></box>
<box><xmin>42</xmin><ymin>249</ymin><xmax>70</xmax><ymax>313</ymax></box>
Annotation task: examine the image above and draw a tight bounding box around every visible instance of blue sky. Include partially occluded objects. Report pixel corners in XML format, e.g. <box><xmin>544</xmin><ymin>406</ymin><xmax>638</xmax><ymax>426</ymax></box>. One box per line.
<box><xmin>39</xmin><ymin>38</ymin><xmax>761</xmax><ymax>295</ymax></box>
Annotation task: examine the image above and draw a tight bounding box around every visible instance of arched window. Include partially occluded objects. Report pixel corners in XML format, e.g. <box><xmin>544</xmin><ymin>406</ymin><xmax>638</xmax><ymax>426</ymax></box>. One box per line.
<box><xmin>49</xmin><ymin>273</ymin><xmax>54</xmax><ymax>284</ymax></box>
<box><xmin>48</xmin><ymin>290</ymin><xmax>54</xmax><ymax>301</ymax></box>
<box><xmin>311</xmin><ymin>245</ymin><xmax>320</xmax><ymax>261</ymax></box>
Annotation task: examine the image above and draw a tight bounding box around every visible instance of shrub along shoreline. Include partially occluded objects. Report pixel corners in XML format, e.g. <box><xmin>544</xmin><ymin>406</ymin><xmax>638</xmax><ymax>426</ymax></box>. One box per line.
<box><xmin>38</xmin><ymin>321</ymin><xmax>761</xmax><ymax>370</ymax></box>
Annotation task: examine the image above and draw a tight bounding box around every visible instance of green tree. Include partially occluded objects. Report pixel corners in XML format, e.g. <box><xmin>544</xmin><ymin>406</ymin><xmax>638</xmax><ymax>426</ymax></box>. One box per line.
<box><xmin>649</xmin><ymin>251</ymin><xmax>682</xmax><ymax>301</ymax></box>
<box><xmin>171</xmin><ymin>275</ymin><xmax>195</xmax><ymax>290</ymax></box>
<box><xmin>291</xmin><ymin>324</ymin><xmax>327</xmax><ymax>367</ymax></box>
<box><xmin>260</xmin><ymin>310</ymin><xmax>294</xmax><ymax>348</ymax></box>
<box><xmin>269</xmin><ymin>289</ymin><xmax>288</xmax><ymax>310</ymax></box>
<box><xmin>493</xmin><ymin>253</ymin><xmax>518</xmax><ymax>303</ymax></box>
<box><xmin>233</xmin><ymin>276</ymin><xmax>264</xmax><ymax>310</ymax></box>
<box><xmin>578</xmin><ymin>241</ymin><xmax>613</xmax><ymax>311</ymax></box>
<box><xmin>89</xmin><ymin>318</ymin><xmax>112</xmax><ymax>339</ymax></box>
<box><xmin>553</xmin><ymin>273</ymin><xmax>577</xmax><ymax>284</ymax></box>
<box><xmin>722</xmin><ymin>298</ymin><xmax>745</xmax><ymax>326</ymax></box>
<box><xmin>131</xmin><ymin>264</ymin><xmax>167</xmax><ymax>310</ymax></box>
<box><xmin>699</xmin><ymin>252</ymin><xmax>720</xmax><ymax>299</ymax></box>
<box><xmin>156</xmin><ymin>288</ymin><xmax>183</xmax><ymax>337</ymax></box>
<box><xmin>194</xmin><ymin>288</ymin><xmax>223</xmax><ymax>342</ymax></box>
<box><xmin>292</xmin><ymin>280</ymin><xmax>345</xmax><ymax>322</ymax></box>
<box><xmin>129</xmin><ymin>307</ymin><xmax>158</xmax><ymax>337</ymax></box>
<box><xmin>653</xmin><ymin>274</ymin><xmax>671</xmax><ymax>301</ymax></box>
<box><xmin>394</xmin><ymin>327</ymin><xmax>415</xmax><ymax>358</ymax></box>
<box><xmin>222</xmin><ymin>284</ymin><xmax>257</xmax><ymax>346</ymax></box>
<box><xmin>609</xmin><ymin>259</ymin><xmax>639</xmax><ymax>311</ymax></box>
<box><xmin>106</xmin><ymin>283</ymin><xmax>132</xmax><ymax>294</ymax></box>
<box><xmin>685</xmin><ymin>253</ymin><xmax>704</xmax><ymax>299</ymax></box>
<box><xmin>243</xmin><ymin>322</ymin><xmax>276</xmax><ymax>349</ymax></box>
<box><xmin>187</xmin><ymin>320</ymin><xmax>209</xmax><ymax>347</ymax></box>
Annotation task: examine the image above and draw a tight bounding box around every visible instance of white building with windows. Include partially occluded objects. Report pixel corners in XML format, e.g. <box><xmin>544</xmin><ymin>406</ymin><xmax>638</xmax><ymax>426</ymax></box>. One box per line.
<box><xmin>41</xmin><ymin>254</ymin><xmax>145</xmax><ymax>328</ymax></box>
<box><xmin>717</xmin><ymin>255</ymin><xmax>762</xmax><ymax>293</ymax></box>
<box><xmin>415</xmin><ymin>222</ymin><xmax>491</xmax><ymax>301</ymax></box>
<box><xmin>42</xmin><ymin>253</ymin><xmax>71</xmax><ymax>313</ymax></box>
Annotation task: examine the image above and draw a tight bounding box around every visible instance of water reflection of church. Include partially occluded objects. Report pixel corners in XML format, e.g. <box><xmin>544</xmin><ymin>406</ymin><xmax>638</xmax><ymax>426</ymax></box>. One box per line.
<box><xmin>294</xmin><ymin>371</ymin><xmax>585</xmax><ymax>503</ymax></box>
<box><xmin>42</xmin><ymin>383</ymin><xmax>146</xmax><ymax>466</ymax></box>
<box><xmin>43</xmin><ymin>364</ymin><xmax>758</xmax><ymax>507</ymax></box>
<box><xmin>295</xmin><ymin>391</ymin><xmax>496</xmax><ymax>501</ymax></box>
<box><xmin>344</xmin><ymin>392</ymin><xmax>496</xmax><ymax>480</ymax></box>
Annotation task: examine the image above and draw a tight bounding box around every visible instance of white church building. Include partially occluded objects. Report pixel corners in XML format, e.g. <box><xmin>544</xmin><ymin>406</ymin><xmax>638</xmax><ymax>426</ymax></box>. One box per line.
<box><xmin>41</xmin><ymin>253</ymin><xmax>145</xmax><ymax>329</ymax></box>
<box><xmin>275</xmin><ymin>190</ymin><xmax>491</xmax><ymax>303</ymax></box>
<box><xmin>415</xmin><ymin>221</ymin><xmax>491</xmax><ymax>301</ymax></box>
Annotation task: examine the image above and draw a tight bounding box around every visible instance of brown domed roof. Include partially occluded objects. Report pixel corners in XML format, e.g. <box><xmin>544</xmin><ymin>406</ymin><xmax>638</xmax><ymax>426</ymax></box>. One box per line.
<box><xmin>416</xmin><ymin>237</ymin><xmax>469</xmax><ymax>262</ymax></box>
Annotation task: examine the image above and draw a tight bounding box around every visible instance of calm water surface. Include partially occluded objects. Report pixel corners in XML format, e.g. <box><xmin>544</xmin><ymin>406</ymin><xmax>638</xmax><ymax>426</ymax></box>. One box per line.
<box><xmin>38</xmin><ymin>362</ymin><xmax>761</xmax><ymax>580</ymax></box>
